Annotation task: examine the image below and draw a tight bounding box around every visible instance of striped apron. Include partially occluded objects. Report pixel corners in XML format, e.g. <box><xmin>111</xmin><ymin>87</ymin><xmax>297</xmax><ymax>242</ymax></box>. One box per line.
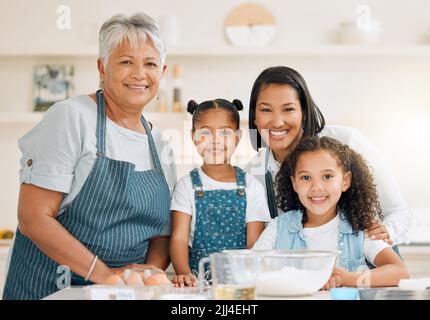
<box><xmin>3</xmin><ymin>90</ymin><xmax>171</xmax><ymax>300</ymax></box>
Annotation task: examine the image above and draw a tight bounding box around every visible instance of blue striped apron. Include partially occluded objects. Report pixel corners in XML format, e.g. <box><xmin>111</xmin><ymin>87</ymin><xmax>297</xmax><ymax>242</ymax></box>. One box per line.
<box><xmin>3</xmin><ymin>90</ymin><xmax>171</xmax><ymax>300</ymax></box>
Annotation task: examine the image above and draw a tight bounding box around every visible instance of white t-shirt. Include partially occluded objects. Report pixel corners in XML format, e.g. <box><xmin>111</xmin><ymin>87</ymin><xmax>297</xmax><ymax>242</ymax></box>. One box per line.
<box><xmin>253</xmin><ymin>214</ymin><xmax>390</xmax><ymax>265</ymax></box>
<box><xmin>170</xmin><ymin>168</ymin><xmax>271</xmax><ymax>247</ymax></box>
<box><xmin>244</xmin><ymin>125</ymin><xmax>412</xmax><ymax>245</ymax></box>
<box><xmin>18</xmin><ymin>95</ymin><xmax>177</xmax><ymax>233</ymax></box>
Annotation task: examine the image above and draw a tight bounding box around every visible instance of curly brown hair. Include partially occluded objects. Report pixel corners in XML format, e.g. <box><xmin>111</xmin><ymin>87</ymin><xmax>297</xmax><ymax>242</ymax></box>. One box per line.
<box><xmin>275</xmin><ymin>136</ymin><xmax>382</xmax><ymax>231</ymax></box>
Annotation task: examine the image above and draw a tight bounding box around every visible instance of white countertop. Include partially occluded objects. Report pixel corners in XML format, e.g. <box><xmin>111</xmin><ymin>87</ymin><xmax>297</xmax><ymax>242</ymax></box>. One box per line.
<box><xmin>5</xmin><ymin>242</ymin><xmax>430</xmax><ymax>300</ymax></box>
<box><xmin>45</xmin><ymin>285</ymin><xmax>430</xmax><ymax>300</ymax></box>
<box><xmin>44</xmin><ymin>286</ymin><xmax>332</xmax><ymax>300</ymax></box>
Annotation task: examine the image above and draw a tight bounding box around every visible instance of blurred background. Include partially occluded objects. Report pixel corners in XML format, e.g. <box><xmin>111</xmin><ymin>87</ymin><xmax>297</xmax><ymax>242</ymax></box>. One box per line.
<box><xmin>0</xmin><ymin>0</ymin><xmax>429</xmax><ymax>290</ymax></box>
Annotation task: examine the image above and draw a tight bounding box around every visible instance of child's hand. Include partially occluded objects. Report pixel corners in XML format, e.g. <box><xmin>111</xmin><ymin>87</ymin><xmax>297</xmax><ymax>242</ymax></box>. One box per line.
<box><xmin>365</xmin><ymin>220</ymin><xmax>393</xmax><ymax>245</ymax></box>
<box><xmin>321</xmin><ymin>267</ymin><xmax>347</xmax><ymax>290</ymax></box>
<box><xmin>172</xmin><ymin>273</ymin><xmax>197</xmax><ymax>287</ymax></box>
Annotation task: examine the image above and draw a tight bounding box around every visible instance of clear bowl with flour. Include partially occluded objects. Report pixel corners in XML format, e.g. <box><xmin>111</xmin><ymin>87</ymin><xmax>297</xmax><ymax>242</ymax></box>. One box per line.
<box><xmin>256</xmin><ymin>250</ymin><xmax>338</xmax><ymax>297</ymax></box>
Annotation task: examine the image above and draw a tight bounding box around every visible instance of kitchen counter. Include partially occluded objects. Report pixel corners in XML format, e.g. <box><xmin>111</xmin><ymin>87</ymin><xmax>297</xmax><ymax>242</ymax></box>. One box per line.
<box><xmin>44</xmin><ymin>286</ymin><xmax>333</xmax><ymax>300</ymax></box>
<box><xmin>398</xmin><ymin>244</ymin><xmax>430</xmax><ymax>278</ymax></box>
<box><xmin>3</xmin><ymin>243</ymin><xmax>430</xmax><ymax>299</ymax></box>
<box><xmin>45</xmin><ymin>285</ymin><xmax>430</xmax><ymax>300</ymax></box>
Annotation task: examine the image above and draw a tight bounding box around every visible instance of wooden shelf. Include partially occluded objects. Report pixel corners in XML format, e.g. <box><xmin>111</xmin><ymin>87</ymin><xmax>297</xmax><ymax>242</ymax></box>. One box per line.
<box><xmin>0</xmin><ymin>47</ymin><xmax>99</xmax><ymax>58</ymax></box>
<box><xmin>1</xmin><ymin>45</ymin><xmax>430</xmax><ymax>58</ymax></box>
<box><xmin>0</xmin><ymin>111</ymin><xmax>190</xmax><ymax>125</ymax></box>
<box><xmin>144</xmin><ymin>112</ymin><xmax>191</xmax><ymax>124</ymax></box>
<box><xmin>167</xmin><ymin>44</ymin><xmax>430</xmax><ymax>57</ymax></box>
<box><xmin>0</xmin><ymin>112</ymin><xmax>44</xmax><ymax>123</ymax></box>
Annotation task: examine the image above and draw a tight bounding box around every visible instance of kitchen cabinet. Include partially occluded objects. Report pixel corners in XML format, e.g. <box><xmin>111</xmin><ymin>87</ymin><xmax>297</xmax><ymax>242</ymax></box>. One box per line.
<box><xmin>0</xmin><ymin>240</ymin><xmax>12</xmax><ymax>297</ymax></box>
<box><xmin>399</xmin><ymin>245</ymin><xmax>430</xmax><ymax>278</ymax></box>
<box><xmin>1</xmin><ymin>40</ymin><xmax>429</xmax><ymax>263</ymax></box>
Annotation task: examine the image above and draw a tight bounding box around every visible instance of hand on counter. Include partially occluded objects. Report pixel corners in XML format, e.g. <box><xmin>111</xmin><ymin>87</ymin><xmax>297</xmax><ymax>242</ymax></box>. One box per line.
<box><xmin>110</xmin><ymin>263</ymin><xmax>164</xmax><ymax>276</ymax></box>
<box><xmin>321</xmin><ymin>267</ymin><xmax>345</xmax><ymax>290</ymax></box>
<box><xmin>172</xmin><ymin>273</ymin><xmax>197</xmax><ymax>287</ymax></box>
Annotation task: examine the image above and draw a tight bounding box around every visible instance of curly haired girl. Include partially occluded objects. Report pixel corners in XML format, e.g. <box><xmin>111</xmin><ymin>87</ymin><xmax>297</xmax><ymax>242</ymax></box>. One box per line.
<box><xmin>253</xmin><ymin>136</ymin><xmax>409</xmax><ymax>289</ymax></box>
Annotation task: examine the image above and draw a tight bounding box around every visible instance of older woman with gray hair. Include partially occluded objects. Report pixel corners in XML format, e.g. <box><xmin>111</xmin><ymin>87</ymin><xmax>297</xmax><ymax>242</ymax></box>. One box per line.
<box><xmin>3</xmin><ymin>12</ymin><xmax>176</xmax><ymax>300</ymax></box>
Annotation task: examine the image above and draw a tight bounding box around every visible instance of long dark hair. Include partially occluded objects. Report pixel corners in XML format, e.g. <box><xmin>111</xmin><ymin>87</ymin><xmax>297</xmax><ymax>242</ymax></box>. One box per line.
<box><xmin>275</xmin><ymin>136</ymin><xmax>382</xmax><ymax>231</ymax></box>
<box><xmin>248</xmin><ymin>66</ymin><xmax>325</xmax><ymax>150</ymax></box>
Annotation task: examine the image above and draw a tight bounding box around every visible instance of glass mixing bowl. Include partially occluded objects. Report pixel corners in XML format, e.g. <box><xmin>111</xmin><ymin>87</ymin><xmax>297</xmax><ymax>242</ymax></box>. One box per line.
<box><xmin>256</xmin><ymin>250</ymin><xmax>339</xmax><ymax>297</ymax></box>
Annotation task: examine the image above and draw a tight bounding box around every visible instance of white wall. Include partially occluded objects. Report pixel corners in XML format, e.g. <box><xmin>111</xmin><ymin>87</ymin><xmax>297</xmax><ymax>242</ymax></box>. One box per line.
<box><xmin>1</xmin><ymin>0</ymin><xmax>430</xmax><ymax>231</ymax></box>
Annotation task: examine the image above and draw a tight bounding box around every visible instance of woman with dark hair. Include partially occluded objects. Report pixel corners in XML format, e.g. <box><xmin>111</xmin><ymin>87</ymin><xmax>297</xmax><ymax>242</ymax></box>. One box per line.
<box><xmin>245</xmin><ymin>66</ymin><xmax>411</xmax><ymax>248</ymax></box>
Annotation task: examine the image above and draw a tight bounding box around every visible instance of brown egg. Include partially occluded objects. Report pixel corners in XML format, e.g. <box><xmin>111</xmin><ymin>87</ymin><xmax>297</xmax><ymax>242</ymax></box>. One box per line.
<box><xmin>142</xmin><ymin>269</ymin><xmax>152</xmax><ymax>282</ymax></box>
<box><xmin>104</xmin><ymin>274</ymin><xmax>125</xmax><ymax>286</ymax></box>
<box><xmin>124</xmin><ymin>270</ymin><xmax>144</xmax><ymax>287</ymax></box>
<box><xmin>144</xmin><ymin>273</ymin><xmax>171</xmax><ymax>286</ymax></box>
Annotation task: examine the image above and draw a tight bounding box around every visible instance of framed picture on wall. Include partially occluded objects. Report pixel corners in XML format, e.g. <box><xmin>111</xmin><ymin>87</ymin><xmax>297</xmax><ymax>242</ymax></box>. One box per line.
<box><xmin>33</xmin><ymin>64</ymin><xmax>74</xmax><ymax>112</ymax></box>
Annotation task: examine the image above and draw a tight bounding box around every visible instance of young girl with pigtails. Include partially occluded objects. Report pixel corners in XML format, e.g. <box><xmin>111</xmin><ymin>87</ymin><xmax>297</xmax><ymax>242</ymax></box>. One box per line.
<box><xmin>170</xmin><ymin>99</ymin><xmax>271</xmax><ymax>287</ymax></box>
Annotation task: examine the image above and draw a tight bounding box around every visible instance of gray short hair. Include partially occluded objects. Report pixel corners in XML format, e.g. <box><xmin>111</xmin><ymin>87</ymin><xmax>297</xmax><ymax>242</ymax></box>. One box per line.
<box><xmin>99</xmin><ymin>12</ymin><xmax>166</xmax><ymax>66</ymax></box>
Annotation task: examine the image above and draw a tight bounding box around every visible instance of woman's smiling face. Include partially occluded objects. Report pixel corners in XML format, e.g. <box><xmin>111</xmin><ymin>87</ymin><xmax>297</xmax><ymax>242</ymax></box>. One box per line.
<box><xmin>98</xmin><ymin>37</ymin><xmax>165</xmax><ymax>112</ymax></box>
<box><xmin>254</xmin><ymin>84</ymin><xmax>304</xmax><ymax>159</ymax></box>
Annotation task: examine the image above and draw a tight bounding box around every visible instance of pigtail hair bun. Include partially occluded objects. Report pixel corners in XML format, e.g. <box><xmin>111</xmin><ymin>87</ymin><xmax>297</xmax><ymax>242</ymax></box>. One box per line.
<box><xmin>232</xmin><ymin>99</ymin><xmax>243</xmax><ymax>111</ymax></box>
<box><xmin>187</xmin><ymin>100</ymin><xmax>199</xmax><ymax>114</ymax></box>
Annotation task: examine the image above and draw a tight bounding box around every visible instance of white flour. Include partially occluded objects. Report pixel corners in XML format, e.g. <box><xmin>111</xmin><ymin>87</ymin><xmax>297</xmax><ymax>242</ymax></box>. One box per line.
<box><xmin>256</xmin><ymin>267</ymin><xmax>332</xmax><ymax>296</ymax></box>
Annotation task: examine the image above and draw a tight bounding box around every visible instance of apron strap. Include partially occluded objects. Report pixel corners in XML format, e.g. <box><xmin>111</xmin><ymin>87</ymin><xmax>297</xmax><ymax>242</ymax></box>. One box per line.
<box><xmin>140</xmin><ymin>115</ymin><xmax>163</xmax><ymax>171</ymax></box>
<box><xmin>140</xmin><ymin>115</ymin><xmax>171</xmax><ymax>195</ymax></box>
<box><xmin>265</xmin><ymin>170</ymin><xmax>278</xmax><ymax>218</ymax></box>
<box><xmin>96</xmin><ymin>90</ymin><xmax>167</xmax><ymax>175</ymax></box>
<box><xmin>95</xmin><ymin>89</ymin><xmax>107</xmax><ymax>156</ymax></box>
<box><xmin>264</xmin><ymin>148</ymin><xmax>278</xmax><ymax>218</ymax></box>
